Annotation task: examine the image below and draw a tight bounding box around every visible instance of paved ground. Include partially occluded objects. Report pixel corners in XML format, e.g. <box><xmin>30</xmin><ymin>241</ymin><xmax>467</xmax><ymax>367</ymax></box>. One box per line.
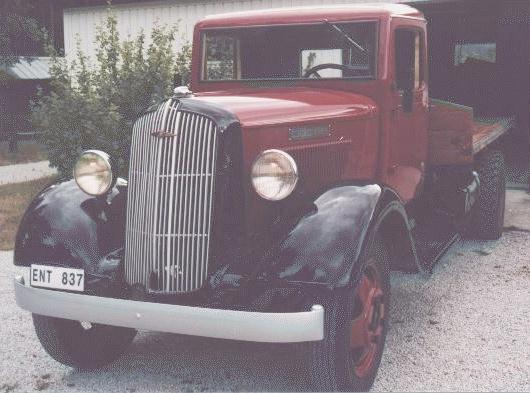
<box><xmin>0</xmin><ymin>161</ymin><xmax>57</xmax><ymax>186</ymax></box>
<box><xmin>1</xmin><ymin>193</ymin><xmax>530</xmax><ymax>392</ymax></box>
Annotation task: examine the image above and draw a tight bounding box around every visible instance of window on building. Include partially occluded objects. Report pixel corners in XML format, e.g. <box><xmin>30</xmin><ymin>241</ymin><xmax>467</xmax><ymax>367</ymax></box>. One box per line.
<box><xmin>454</xmin><ymin>42</ymin><xmax>496</xmax><ymax>66</ymax></box>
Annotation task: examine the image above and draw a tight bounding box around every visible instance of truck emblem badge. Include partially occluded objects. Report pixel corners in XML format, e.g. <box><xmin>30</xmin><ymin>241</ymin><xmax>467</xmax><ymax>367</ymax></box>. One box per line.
<box><xmin>289</xmin><ymin>124</ymin><xmax>331</xmax><ymax>141</ymax></box>
<box><xmin>151</xmin><ymin>130</ymin><xmax>176</xmax><ymax>138</ymax></box>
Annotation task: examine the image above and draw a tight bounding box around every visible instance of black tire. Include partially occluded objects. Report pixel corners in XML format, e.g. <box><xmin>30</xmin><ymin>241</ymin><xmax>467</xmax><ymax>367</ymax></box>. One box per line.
<box><xmin>32</xmin><ymin>314</ymin><xmax>136</xmax><ymax>370</ymax></box>
<box><xmin>306</xmin><ymin>234</ymin><xmax>390</xmax><ymax>392</ymax></box>
<box><xmin>470</xmin><ymin>149</ymin><xmax>506</xmax><ymax>240</ymax></box>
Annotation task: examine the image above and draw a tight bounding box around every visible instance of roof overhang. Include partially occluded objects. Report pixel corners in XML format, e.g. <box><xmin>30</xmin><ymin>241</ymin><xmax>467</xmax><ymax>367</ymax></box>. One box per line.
<box><xmin>0</xmin><ymin>57</ymin><xmax>52</xmax><ymax>81</ymax></box>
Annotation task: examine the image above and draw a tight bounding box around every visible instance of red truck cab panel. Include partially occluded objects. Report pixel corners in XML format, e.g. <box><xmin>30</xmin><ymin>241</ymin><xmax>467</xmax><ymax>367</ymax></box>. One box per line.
<box><xmin>190</xmin><ymin>4</ymin><xmax>428</xmax><ymax>203</ymax></box>
<box><xmin>381</xmin><ymin>16</ymin><xmax>429</xmax><ymax>202</ymax></box>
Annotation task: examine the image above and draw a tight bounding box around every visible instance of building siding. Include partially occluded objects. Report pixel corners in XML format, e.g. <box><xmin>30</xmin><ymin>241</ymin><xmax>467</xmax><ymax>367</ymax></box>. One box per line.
<box><xmin>63</xmin><ymin>0</ymin><xmax>397</xmax><ymax>59</ymax></box>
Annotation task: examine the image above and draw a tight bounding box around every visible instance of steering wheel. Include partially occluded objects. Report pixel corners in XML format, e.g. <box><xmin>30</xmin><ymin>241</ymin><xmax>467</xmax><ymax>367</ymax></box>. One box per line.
<box><xmin>303</xmin><ymin>63</ymin><xmax>363</xmax><ymax>79</ymax></box>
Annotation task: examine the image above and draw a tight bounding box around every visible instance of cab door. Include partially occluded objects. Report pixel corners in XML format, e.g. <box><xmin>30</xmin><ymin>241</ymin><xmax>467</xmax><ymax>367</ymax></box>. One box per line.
<box><xmin>386</xmin><ymin>26</ymin><xmax>428</xmax><ymax>203</ymax></box>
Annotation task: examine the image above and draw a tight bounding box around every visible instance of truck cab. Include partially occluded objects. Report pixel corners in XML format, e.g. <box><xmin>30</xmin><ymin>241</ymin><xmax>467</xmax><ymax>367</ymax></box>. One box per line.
<box><xmin>192</xmin><ymin>4</ymin><xmax>429</xmax><ymax>203</ymax></box>
<box><xmin>14</xmin><ymin>4</ymin><xmax>508</xmax><ymax>391</ymax></box>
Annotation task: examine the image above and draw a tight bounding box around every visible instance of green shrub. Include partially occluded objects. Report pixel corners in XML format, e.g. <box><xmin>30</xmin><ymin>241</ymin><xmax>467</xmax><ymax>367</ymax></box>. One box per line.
<box><xmin>31</xmin><ymin>12</ymin><xmax>191</xmax><ymax>177</ymax></box>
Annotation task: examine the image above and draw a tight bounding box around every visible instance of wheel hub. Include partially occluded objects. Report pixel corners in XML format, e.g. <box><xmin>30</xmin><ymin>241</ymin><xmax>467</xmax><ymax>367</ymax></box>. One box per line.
<box><xmin>350</xmin><ymin>263</ymin><xmax>385</xmax><ymax>378</ymax></box>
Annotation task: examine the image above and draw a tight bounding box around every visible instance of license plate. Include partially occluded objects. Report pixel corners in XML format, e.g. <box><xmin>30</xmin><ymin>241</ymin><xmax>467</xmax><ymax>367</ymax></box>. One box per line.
<box><xmin>30</xmin><ymin>264</ymin><xmax>85</xmax><ymax>292</ymax></box>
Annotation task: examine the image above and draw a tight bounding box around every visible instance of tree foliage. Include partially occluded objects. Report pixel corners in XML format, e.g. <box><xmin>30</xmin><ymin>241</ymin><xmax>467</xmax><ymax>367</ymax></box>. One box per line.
<box><xmin>32</xmin><ymin>12</ymin><xmax>191</xmax><ymax>177</ymax></box>
<box><xmin>0</xmin><ymin>0</ymin><xmax>44</xmax><ymax>68</ymax></box>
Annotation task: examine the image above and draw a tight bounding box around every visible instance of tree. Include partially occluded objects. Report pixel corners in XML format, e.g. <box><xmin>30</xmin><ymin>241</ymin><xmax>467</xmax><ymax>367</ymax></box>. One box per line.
<box><xmin>31</xmin><ymin>12</ymin><xmax>192</xmax><ymax>177</ymax></box>
<box><xmin>0</xmin><ymin>0</ymin><xmax>44</xmax><ymax>69</ymax></box>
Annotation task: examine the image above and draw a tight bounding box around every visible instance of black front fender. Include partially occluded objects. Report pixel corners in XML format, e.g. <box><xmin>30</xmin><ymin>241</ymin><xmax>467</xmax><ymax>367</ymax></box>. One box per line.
<box><xmin>14</xmin><ymin>179</ymin><xmax>127</xmax><ymax>294</ymax></box>
<box><xmin>267</xmin><ymin>184</ymin><xmax>384</xmax><ymax>288</ymax></box>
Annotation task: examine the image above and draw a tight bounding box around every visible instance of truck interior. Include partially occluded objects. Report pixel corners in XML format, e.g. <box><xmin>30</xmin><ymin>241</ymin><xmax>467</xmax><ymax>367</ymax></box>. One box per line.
<box><xmin>201</xmin><ymin>22</ymin><xmax>377</xmax><ymax>81</ymax></box>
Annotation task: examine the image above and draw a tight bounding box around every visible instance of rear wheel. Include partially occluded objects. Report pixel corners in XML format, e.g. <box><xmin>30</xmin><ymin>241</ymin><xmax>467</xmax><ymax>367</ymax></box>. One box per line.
<box><xmin>306</xmin><ymin>234</ymin><xmax>390</xmax><ymax>391</ymax></box>
<box><xmin>469</xmin><ymin>149</ymin><xmax>506</xmax><ymax>240</ymax></box>
<box><xmin>32</xmin><ymin>314</ymin><xmax>136</xmax><ymax>370</ymax></box>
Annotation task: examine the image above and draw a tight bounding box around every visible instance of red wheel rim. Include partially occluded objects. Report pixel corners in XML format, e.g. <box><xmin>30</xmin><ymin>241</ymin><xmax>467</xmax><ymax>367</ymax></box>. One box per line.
<box><xmin>350</xmin><ymin>261</ymin><xmax>385</xmax><ymax>379</ymax></box>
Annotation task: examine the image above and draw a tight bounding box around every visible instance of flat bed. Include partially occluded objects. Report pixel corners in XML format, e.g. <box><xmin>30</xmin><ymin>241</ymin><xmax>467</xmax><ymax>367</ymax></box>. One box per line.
<box><xmin>428</xmin><ymin>99</ymin><xmax>515</xmax><ymax>165</ymax></box>
<box><xmin>472</xmin><ymin>116</ymin><xmax>516</xmax><ymax>154</ymax></box>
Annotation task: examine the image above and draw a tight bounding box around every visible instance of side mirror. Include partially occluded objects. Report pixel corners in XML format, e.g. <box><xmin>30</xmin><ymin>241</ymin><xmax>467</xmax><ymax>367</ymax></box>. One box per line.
<box><xmin>402</xmin><ymin>87</ymin><xmax>413</xmax><ymax>113</ymax></box>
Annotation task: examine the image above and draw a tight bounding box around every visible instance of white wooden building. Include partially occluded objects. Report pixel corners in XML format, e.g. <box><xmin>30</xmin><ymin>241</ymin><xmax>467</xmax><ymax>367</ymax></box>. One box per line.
<box><xmin>63</xmin><ymin>0</ymin><xmax>400</xmax><ymax>59</ymax></box>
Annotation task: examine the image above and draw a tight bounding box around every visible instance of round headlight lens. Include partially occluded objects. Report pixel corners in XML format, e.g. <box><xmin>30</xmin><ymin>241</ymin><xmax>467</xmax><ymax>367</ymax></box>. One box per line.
<box><xmin>251</xmin><ymin>149</ymin><xmax>298</xmax><ymax>201</ymax></box>
<box><xmin>74</xmin><ymin>150</ymin><xmax>113</xmax><ymax>196</ymax></box>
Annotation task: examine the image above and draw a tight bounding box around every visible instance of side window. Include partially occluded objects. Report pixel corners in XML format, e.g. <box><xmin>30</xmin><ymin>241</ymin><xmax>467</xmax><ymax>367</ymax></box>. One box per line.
<box><xmin>395</xmin><ymin>29</ymin><xmax>422</xmax><ymax>91</ymax></box>
<box><xmin>203</xmin><ymin>34</ymin><xmax>239</xmax><ymax>80</ymax></box>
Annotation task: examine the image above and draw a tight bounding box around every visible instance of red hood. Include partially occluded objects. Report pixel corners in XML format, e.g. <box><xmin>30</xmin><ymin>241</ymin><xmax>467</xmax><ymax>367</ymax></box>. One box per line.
<box><xmin>191</xmin><ymin>88</ymin><xmax>377</xmax><ymax>128</ymax></box>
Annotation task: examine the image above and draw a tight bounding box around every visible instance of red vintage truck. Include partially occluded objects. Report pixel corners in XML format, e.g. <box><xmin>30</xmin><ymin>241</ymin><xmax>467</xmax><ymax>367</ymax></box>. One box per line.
<box><xmin>14</xmin><ymin>4</ymin><xmax>513</xmax><ymax>391</ymax></box>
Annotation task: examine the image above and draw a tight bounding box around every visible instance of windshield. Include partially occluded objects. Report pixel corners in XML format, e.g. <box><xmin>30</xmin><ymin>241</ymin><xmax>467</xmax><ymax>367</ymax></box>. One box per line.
<box><xmin>201</xmin><ymin>21</ymin><xmax>377</xmax><ymax>81</ymax></box>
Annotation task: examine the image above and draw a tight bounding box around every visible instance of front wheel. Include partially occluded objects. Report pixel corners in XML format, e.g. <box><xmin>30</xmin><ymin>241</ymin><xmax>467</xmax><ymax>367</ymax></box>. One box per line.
<box><xmin>306</xmin><ymin>234</ymin><xmax>390</xmax><ymax>391</ymax></box>
<box><xmin>32</xmin><ymin>314</ymin><xmax>136</xmax><ymax>370</ymax></box>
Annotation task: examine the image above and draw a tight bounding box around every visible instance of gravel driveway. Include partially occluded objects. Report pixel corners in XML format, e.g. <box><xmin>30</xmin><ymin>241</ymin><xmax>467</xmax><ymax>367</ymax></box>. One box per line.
<box><xmin>1</xmin><ymin>232</ymin><xmax>529</xmax><ymax>392</ymax></box>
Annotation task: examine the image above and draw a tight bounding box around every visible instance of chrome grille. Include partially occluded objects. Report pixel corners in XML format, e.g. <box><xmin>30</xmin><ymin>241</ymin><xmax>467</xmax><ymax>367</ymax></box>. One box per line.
<box><xmin>124</xmin><ymin>99</ymin><xmax>219</xmax><ymax>293</ymax></box>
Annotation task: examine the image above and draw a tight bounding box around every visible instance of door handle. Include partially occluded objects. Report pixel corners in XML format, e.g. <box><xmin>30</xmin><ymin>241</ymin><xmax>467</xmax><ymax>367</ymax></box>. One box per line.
<box><xmin>388</xmin><ymin>164</ymin><xmax>399</xmax><ymax>174</ymax></box>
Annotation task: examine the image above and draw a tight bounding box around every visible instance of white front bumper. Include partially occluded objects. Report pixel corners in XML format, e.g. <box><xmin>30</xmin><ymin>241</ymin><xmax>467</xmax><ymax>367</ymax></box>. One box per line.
<box><xmin>14</xmin><ymin>276</ymin><xmax>324</xmax><ymax>343</ymax></box>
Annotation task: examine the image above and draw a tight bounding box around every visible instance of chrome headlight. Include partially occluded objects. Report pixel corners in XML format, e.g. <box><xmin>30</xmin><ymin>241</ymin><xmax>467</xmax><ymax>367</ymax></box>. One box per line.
<box><xmin>251</xmin><ymin>149</ymin><xmax>298</xmax><ymax>201</ymax></box>
<box><xmin>73</xmin><ymin>150</ymin><xmax>114</xmax><ymax>196</ymax></box>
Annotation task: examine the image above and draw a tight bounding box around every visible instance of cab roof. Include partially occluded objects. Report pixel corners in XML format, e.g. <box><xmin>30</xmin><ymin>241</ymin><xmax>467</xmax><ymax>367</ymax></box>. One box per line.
<box><xmin>197</xmin><ymin>3</ymin><xmax>424</xmax><ymax>29</ymax></box>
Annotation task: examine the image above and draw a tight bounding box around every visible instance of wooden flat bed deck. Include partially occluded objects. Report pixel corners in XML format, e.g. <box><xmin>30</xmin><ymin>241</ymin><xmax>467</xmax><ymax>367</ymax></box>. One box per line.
<box><xmin>428</xmin><ymin>99</ymin><xmax>516</xmax><ymax>166</ymax></box>
<box><xmin>472</xmin><ymin>116</ymin><xmax>516</xmax><ymax>154</ymax></box>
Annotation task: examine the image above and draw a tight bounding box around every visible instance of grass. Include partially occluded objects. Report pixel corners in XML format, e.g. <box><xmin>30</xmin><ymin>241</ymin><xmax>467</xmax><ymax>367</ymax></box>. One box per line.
<box><xmin>0</xmin><ymin>140</ymin><xmax>48</xmax><ymax>166</ymax></box>
<box><xmin>0</xmin><ymin>176</ymin><xmax>57</xmax><ymax>250</ymax></box>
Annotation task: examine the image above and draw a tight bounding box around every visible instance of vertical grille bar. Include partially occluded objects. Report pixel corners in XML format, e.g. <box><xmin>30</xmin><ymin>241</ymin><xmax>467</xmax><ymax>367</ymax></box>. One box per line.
<box><xmin>125</xmin><ymin>99</ymin><xmax>219</xmax><ymax>293</ymax></box>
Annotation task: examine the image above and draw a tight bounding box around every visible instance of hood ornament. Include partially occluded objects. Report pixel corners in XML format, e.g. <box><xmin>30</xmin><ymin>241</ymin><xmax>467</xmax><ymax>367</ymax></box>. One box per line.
<box><xmin>173</xmin><ymin>85</ymin><xmax>193</xmax><ymax>98</ymax></box>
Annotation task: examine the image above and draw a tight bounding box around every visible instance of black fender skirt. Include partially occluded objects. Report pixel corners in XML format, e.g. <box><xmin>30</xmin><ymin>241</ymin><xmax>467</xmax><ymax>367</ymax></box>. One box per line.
<box><xmin>14</xmin><ymin>180</ymin><xmax>417</xmax><ymax>294</ymax></box>
<box><xmin>266</xmin><ymin>184</ymin><xmax>388</xmax><ymax>288</ymax></box>
<box><xmin>14</xmin><ymin>179</ymin><xmax>127</xmax><ymax>295</ymax></box>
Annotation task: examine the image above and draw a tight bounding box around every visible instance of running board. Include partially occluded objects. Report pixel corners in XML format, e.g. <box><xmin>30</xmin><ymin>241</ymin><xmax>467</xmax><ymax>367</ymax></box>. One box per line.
<box><xmin>411</xmin><ymin>213</ymin><xmax>461</xmax><ymax>272</ymax></box>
